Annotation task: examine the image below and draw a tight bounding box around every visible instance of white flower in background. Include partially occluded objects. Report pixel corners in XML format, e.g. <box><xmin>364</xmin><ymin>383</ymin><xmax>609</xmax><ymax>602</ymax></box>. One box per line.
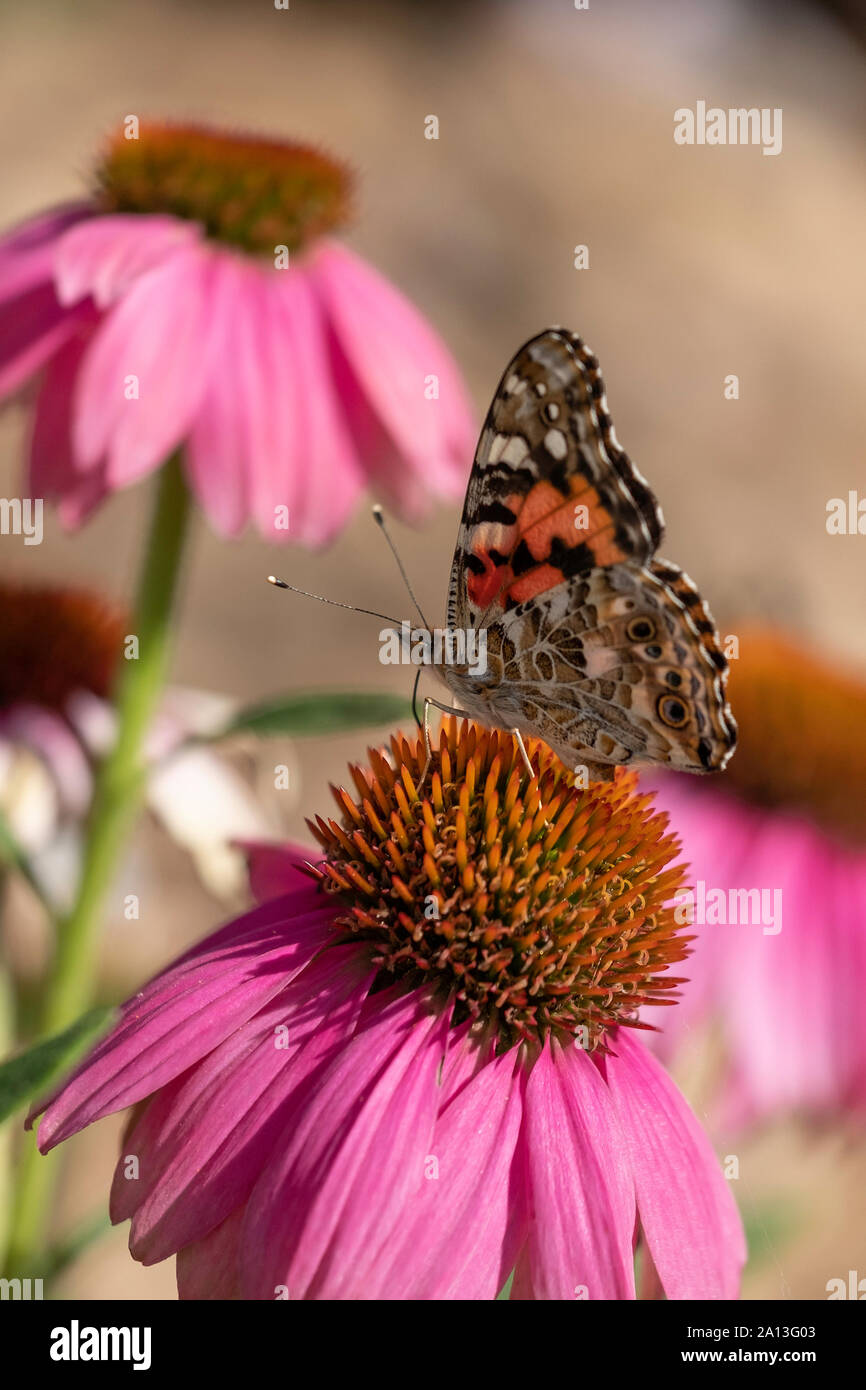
<box><xmin>0</xmin><ymin>582</ymin><xmax>289</xmax><ymax>909</ymax></box>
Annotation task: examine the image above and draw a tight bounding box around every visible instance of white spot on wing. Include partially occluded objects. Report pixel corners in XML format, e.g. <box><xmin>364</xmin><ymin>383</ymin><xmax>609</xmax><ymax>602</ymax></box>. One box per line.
<box><xmin>501</xmin><ymin>435</ymin><xmax>530</xmax><ymax>464</ymax></box>
<box><xmin>544</xmin><ymin>428</ymin><xmax>568</xmax><ymax>460</ymax></box>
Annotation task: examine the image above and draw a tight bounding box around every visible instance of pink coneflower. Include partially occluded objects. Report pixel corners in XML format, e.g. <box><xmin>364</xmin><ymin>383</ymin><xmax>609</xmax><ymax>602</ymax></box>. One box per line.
<box><xmin>0</xmin><ymin>122</ymin><xmax>475</xmax><ymax>543</ymax></box>
<box><xmin>32</xmin><ymin>720</ymin><xmax>744</xmax><ymax>1300</ymax></box>
<box><xmin>645</xmin><ymin>626</ymin><xmax>866</xmax><ymax>1127</ymax></box>
<box><xmin>0</xmin><ymin>580</ymin><xmax>274</xmax><ymax>906</ymax></box>
<box><xmin>0</xmin><ymin>583</ymin><xmax>125</xmax><ymax>864</ymax></box>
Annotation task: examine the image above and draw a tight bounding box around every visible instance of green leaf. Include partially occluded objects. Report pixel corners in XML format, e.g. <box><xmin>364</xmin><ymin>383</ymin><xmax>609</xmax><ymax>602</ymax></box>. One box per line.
<box><xmin>0</xmin><ymin>1007</ymin><xmax>115</xmax><ymax>1125</ymax></box>
<box><xmin>211</xmin><ymin>691</ymin><xmax>413</xmax><ymax>740</ymax></box>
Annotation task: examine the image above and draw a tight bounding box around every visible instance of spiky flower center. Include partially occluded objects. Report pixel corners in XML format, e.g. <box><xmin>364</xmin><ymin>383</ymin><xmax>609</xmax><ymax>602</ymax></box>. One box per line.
<box><xmin>307</xmin><ymin>719</ymin><xmax>690</xmax><ymax>1050</ymax></box>
<box><xmin>95</xmin><ymin>123</ymin><xmax>353</xmax><ymax>256</ymax></box>
<box><xmin>718</xmin><ymin>626</ymin><xmax>866</xmax><ymax>845</ymax></box>
<box><xmin>0</xmin><ymin>583</ymin><xmax>124</xmax><ymax>714</ymax></box>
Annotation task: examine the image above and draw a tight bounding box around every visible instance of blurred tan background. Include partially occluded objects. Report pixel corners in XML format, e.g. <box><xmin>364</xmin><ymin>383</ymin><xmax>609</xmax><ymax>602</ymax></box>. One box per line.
<box><xmin>1</xmin><ymin>0</ymin><xmax>865</xmax><ymax>1299</ymax></box>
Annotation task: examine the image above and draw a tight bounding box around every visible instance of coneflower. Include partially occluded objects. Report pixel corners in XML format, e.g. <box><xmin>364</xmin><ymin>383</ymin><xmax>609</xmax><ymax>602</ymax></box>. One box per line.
<box><xmin>0</xmin><ymin>121</ymin><xmax>474</xmax><ymax>542</ymax></box>
<box><xmin>646</xmin><ymin>625</ymin><xmax>866</xmax><ymax>1126</ymax></box>
<box><xmin>0</xmin><ymin>579</ymin><xmax>271</xmax><ymax>903</ymax></box>
<box><xmin>32</xmin><ymin>719</ymin><xmax>745</xmax><ymax>1300</ymax></box>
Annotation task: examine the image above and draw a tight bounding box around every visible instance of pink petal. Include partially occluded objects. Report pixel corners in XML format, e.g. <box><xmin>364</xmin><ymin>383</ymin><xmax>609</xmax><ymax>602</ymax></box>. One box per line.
<box><xmin>515</xmin><ymin>1040</ymin><xmax>636</xmax><ymax>1300</ymax></box>
<box><xmin>309</xmin><ymin>241</ymin><xmax>474</xmax><ymax>515</ymax></box>
<box><xmin>240</xmin><ymin>840</ymin><xmax>317</xmax><ymax>903</ymax></box>
<box><xmin>119</xmin><ymin>945</ymin><xmax>374</xmax><ymax>1263</ymax></box>
<box><xmin>376</xmin><ymin>1049</ymin><xmax>524</xmax><ymax>1299</ymax></box>
<box><xmin>183</xmin><ymin>254</ymin><xmax>254</xmax><ymax>535</ymax></box>
<box><xmin>0</xmin><ymin>205</ymin><xmax>92</xmax><ymax>303</ymax></box>
<box><xmin>28</xmin><ymin>308</ymin><xmax>99</xmax><ymax>498</ymax></box>
<box><xmin>239</xmin><ymin>988</ymin><xmax>450</xmax><ymax>1299</ymax></box>
<box><xmin>176</xmin><ymin>1206</ymin><xmax>244</xmax><ymax>1300</ymax></box>
<box><xmin>647</xmin><ymin>774</ymin><xmax>866</xmax><ymax>1126</ymax></box>
<box><xmin>603</xmin><ymin>1028</ymin><xmax>746</xmax><ymax>1300</ymax></box>
<box><xmin>0</xmin><ymin>282</ymin><xmax>86</xmax><ymax>398</ymax></box>
<box><xmin>73</xmin><ymin>247</ymin><xmax>216</xmax><ymax>484</ymax></box>
<box><xmin>33</xmin><ymin>893</ymin><xmax>335</xmax><ymax>1150</ymax></box>
<box><xmin>264</xmin><ymin>267</ymin><xmax>363</xmax><ymax>546</ymax></box>
<box><xmin>55</xmin><ymin>213</ymin><xmax>201</xmax><ymax>308</ymax></box>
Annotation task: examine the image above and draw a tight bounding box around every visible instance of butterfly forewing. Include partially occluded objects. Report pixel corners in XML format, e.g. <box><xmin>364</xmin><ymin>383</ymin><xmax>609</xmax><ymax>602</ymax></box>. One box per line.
<box><xmin>447</xmin><ymin>328</ymin><xmax>664</xmax><ymax>632</ymax></box>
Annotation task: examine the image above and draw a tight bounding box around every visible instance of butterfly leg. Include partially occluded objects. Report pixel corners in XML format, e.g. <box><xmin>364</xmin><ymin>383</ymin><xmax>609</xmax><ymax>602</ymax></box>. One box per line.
<box><xmin>411</xmin><ymin>667</ymin><xmax>423</xmax><ymax>729</ymax></box>
<box><xmin>510</xmin><ymin>728</ymin><xmax>536</xmax><ymax>782</ymax></box>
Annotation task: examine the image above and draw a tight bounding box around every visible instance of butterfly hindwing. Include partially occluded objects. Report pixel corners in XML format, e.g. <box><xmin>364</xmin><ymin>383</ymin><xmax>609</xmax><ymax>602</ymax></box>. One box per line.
<box><xmin>478</xmin><ymin>560</ymin><xmax>736</xmax><ymax>773</ymax></box>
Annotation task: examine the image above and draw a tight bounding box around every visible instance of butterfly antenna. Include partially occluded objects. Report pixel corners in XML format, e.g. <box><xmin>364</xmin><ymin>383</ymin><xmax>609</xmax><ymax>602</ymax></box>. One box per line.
<box><xmin>267</xmin><ymin>575</ymin><xmax>405</xmax><ymax>628</ymax></box>
<box><xmin>371</xmin><ymin>505</ymin><xmax>431</xmax><ymax>631</ymax></box>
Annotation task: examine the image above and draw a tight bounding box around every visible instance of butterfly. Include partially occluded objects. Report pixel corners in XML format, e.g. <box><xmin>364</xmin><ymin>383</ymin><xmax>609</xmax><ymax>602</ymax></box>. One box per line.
<box><xmin>435</xmin><ymin>328</ymin><xmax>737</xmax><ymax>781</ymax></box>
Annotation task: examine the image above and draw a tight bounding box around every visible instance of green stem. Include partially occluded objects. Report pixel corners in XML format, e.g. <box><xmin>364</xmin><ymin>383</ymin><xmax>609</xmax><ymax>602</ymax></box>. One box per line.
<box><xmin>3</xmin><ymin>455</ymin><xmax>193</xmax><ymax>1275</ymax></box>
<box><xmin>0</xmin><ymin>959</ymin><xmax>14</xmax><ymax>1268</ymax></box>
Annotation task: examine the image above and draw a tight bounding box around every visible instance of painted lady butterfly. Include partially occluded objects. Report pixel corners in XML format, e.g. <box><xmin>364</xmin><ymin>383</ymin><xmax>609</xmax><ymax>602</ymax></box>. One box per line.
<box><xmin>435</xmin><ymin>328</ymin><xmax>737</xmax><ymax>780</ymax></box>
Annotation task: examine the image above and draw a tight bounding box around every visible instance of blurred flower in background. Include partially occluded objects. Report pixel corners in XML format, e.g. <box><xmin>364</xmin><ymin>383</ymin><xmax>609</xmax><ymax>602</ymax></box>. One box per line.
<box><xmin>0</xmin><ymin>581</ymin><xmax>279</xmax><ymax>909</ymax></box>
<box><xmin>646</xmin><ymin>626</ymin><xmax>866</xmax><ymax>1129</ymax></box>
<box><xmin>31</xmin><ymin>721</ymin><xmax>745</xmax><ymax>1300</ymax></box>
<box><xmin>0</xmin><ymin>122</ymin><xmax>475</xmax><ymax>544</ymax></box>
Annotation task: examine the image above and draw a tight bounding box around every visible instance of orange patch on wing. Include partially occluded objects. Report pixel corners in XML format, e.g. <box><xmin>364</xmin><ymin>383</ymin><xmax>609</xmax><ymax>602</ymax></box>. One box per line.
<box><xmin>506</xmin><ymin>565</ymin><xmax>565</xmax><ymax>603</ymax></box>
<box><xmin>519</xmin><ymin>479</ymin><xmax>628</xmax><ymax>567</ymax></box>
<box><xmin>466</xmin><ymin>480</ymin><xmax>631</xmax><ymax>614</ymax></box>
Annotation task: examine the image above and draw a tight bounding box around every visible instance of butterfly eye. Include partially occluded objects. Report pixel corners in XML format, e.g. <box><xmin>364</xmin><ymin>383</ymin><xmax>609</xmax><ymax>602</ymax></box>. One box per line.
<box><xmin>627</xmin><ymin>617</ymin><xmax>656</xmax><ymax>642</ymax></box>
<box><xmin>657</xmin><ymin>693</ymin><xmax>689</xmax><ymax>728</ymax></box>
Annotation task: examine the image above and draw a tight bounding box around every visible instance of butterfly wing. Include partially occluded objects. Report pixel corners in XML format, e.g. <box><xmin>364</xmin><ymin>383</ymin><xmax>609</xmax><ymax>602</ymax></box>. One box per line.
<box><xmin>486</xmin><ymin>560</ymin><xmax>737</xmax><ymax>773</ymax></box>
<box><xmin>447</xmin><ymin>327</ymin><xmax>664</xmax><ymax>631</ymax></box>
<box><xmin>445</xmin><ymin>327</ymin><xmax>735</xmax><ymax>774</ymax></box>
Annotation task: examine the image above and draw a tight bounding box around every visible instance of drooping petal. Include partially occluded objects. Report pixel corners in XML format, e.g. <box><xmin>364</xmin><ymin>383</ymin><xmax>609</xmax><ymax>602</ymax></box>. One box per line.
<box><xmin>602</xmin><ymin>1028</ymin><xmax>746</xmax><ymax>1300</ymax></box>
<box><xmin>0</xmin><ymin>204</ymin><xmax>91</xmax><ymax>303</ymax></box>
<box><xmin>33</xmin><ymin>893</ymin><xmax>335</xmax><ymax>1150</ymax></box>
<box><xmin>647</xmin><ymin>774</ymin><xmax>866</xmax><ymax>1127</ymax></box>
<box><xmin>715</xmin><ymin>816</ymin><xmax>837</xmax><ymax>1123</ymax></box>
<box><xmin>176</xmin><ymin>1206</ymin><xmax>244</xmax><ymax>1300</ymax></box>
<box><xmin>309</xmin><ymin>240</ymin><xmax>474</xmax><ymax>515</ymax></box>
<box><xmin>239</xmin><ymin>988</ymin><xmax>449</xmax><ymax>1299</ymax></box>
<box><xmin>55</xmin><ymin>213</ymin><xmax>201</xmax><ymax>308</ymax></box>
<box><xmin>73</xmin><ymin>246</ymin><xmax>216</xmax><ymax>484</ymax></box>
<box><xmin>183</xmin><ymin>253</ymin><xmax>253</xmax><ymax>535</ymax></box>
<box><xmin>263</xmin><ymin>266</ymin><xmax>363</xmax><ymax>546</ymax></box>
<box><xmin>0</xmin><ymin>282</ymin><xmax>87</xmax><ymax>399</ymax></box>
<box><xmin>118</xmin><ymin>945</ymin><xmax>374</xmax><ymax>1263</ymax></box>
<box><xmin>189</xmin><ymin>253</ymin><xmax>366</xmax><ymax>545</ymax></box>
<box><xmin>376</xmin><ymin>1049</ymin><xmax>524</xmax><ymax>1299</ymax></box>
<box><xmin>516</xmin><ymin>1040</ymin><xmax>636</xmax><ymax>1301</ymax></box>
<box><xmin>28</xmin><ymin>308</ymin><xmax>104</xmax><ymax>520</ymax></box>
<box><xmin>241</xmin><ymin>840</ymin><xmax>317</xmax><ymax>903</ymax></box>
